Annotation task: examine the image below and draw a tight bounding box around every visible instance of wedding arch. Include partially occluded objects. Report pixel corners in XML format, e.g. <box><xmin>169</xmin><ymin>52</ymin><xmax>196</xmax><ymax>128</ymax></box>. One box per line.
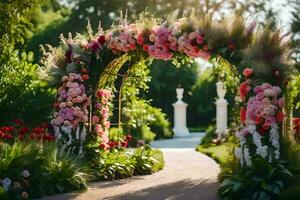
<box><xmin>41</xmin><ymin>13</ymin><xmax>295</xmax><ymax>168</ymax></box>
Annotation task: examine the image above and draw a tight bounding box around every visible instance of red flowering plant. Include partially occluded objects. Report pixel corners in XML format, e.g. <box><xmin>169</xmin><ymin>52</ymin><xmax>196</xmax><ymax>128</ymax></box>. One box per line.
<box><xmin>0</xmin><ymin>120</ymin><xmax>55</xmax><ymax>144</ymax></box>
<box><xmin>293</xmin><ymin>118</ymin><xmax>300</xmax><ymax>140</ymax></box>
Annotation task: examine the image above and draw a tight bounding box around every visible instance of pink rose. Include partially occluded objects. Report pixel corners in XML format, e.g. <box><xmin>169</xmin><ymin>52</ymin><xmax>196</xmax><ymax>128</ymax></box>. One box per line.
<box><xmin>264</xmin><ymin>89</ymin><xmax>276</xmax><ymax>97</ymax></box>
<box><xmin>254</xmin><ymin>86</ymin><xmax>263</xmax><ymax>94</ymax></box>
<box><xmin>277</xmin><ymin>98</ymin><xmax>284</xmax><ymax>108</ymax></box>
<box><xmin>265</xmin><ymin>117</ymin><xmax>275</xmax><ymax>126</ymax></box>
<box><xmin>101</xmin><ymin>133</ymin><xmax>109</xmax><ymax>143</ymax></box>
<box><xmin>243</xmin><ymin>68</ymin><xmax>253</xmax><ymax>77</ymax></box>
<box><xmin>256</xmin><ymin>92</ymin><xmax>265</xmax><ymax>100</ymax></box>
<box><xmin>261</xmin><ymin>83</ymin><xmax>272</xmax><ymax>90</ymax></box>
<box><xmin>95</xmin><ymin>124</ymin><xmax>103</xmax><ymax>133</ymax></box>
<box><xmin>92</xmin><ymin>116</ymin><xmax>100</xmax><ymax>124</ymax></box>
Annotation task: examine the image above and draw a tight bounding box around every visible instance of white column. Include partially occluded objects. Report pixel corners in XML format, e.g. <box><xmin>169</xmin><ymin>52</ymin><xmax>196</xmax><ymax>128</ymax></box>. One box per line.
<box><xmin>216</xmin><ymin>81</ymin><xmax>228</xmax><ymax>138</ymax></box>
<box><xmin>173</xmin><ymin>88</ymin><xmax>189</xmax><ymax>137</ymax></box>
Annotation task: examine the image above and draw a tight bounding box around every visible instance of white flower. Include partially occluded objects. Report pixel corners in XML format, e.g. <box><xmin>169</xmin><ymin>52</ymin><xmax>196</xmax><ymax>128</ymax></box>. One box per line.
<box><xmin>235</xmin><ymin>148</ymin><xmax>244</xmax><ymax>167</ymax></box>
<box><xmin>244</xmin><ymin>147</ymin><xmax>252</xmax><ymax>166</ymax></box>
<box><xmin>21</xmin><ymin>170</ymin><xmax>30</xmax><ymax>178</ymax></box>
<box><xmin>2</xmin><ymin>178</ymin><xmax>12</xmax><ymax>191</ymax></box>
<box><xmin>247</xmin><ymin>125</ymin><xmax>256</xmax><ymax>134</ymax></box>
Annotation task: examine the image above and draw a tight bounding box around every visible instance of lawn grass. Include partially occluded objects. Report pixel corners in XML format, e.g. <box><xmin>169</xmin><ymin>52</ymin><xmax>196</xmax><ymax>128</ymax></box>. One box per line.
<box><xmin>196</xmin><ymin>142</ymin><xmax>233</xmax><ymax>164</ymax></box>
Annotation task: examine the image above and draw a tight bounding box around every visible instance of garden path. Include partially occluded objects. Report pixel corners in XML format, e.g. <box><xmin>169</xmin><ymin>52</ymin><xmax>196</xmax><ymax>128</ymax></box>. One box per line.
<box><xmin>40</xmin><ymin>132</ymin><xmax>220</xmax><ymax>200</ymax></box>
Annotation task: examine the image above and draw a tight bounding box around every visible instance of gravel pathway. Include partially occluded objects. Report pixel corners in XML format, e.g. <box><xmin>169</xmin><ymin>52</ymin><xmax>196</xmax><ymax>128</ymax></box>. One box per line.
<box><xmin>40</xmin><ymin>133</ymin><xmax>220</xmax><ymax>200</ymax></box>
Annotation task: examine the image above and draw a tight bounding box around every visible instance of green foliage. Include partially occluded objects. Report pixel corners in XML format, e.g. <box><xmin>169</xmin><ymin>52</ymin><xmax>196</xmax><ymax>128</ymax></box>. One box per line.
<box><xmin>97</xmin><ymin>150</ymin><xmax>135</xmax><ymax>180</ymax></box>
<box><xmin>200</xmin><ymin>124</ymin><xmax>216</xmax><ymax>146</ymax></box>
<box><xmin>218</xmin><ymin>158</ymin><xmax>293</xmax><ymax>200</ymax></box>
<box><xmin>0</xmin><ymin>0</ymin><xmax>39</xmax><ymax>55</ymax></box>
<box><xmin>132</xmin><ymin>145</ymin><xmax>162</xmax><ymax>175</ymax></box>
<box><xmin>45</xmin><ymin>149</ymin><xmax>91</xmax><ymax>193</ymax></box>
<box><xmin>0</xmin><ymin>50</ymin><xmax>55</xmax><ymax>126</ymax></box>
<box><xmin>94</xmin><ymin>147</ymin><xmax>164</xmax><ymax>180</ymax></box>
<box><xmin>290</xmin><ymin>0</ymin><xmax>300</xmax><ymax>71</ymax></box>
<box><xmin>0</xmin><ymin>142</ymin><xmax>92</xmax><ymax>198</ymax></box>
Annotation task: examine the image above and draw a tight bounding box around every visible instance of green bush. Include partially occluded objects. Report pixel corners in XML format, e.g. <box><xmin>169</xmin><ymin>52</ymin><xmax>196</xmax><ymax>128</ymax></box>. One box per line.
<box><xmin>94</xmin><ymin>146</ymin><xmax>164</xmax><ymax>180</ymax></box>
<box><xmin>200</xmin><ymin>124</ymin><xmax>216</xmax><ymax>146</ymax></box>
<box><xmin>0</xmin><ymin>142</ymin><xmax>92</xmax><ymax>199</ymax></box>
<box><xmin>218</xmin><ymin>158</ymin><xmax>292</xmax><ymax>200</ymax></box>
<box><xmin>0</xmin><ymin>50</ymin><xmax>55</xmax><ymax>127</ymax></box>
<box><xmin>132</xmin><ymin>145</ymin><xmax>161</xmax><ymax>175</ymax></box>
<box><xmin>149</xmin><ymin>107</ymin><xmax>173</xmax><ymax>139</ymax></box>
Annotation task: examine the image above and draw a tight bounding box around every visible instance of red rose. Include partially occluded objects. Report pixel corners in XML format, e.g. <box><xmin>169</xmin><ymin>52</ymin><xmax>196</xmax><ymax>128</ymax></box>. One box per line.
<box><xmin>1</xmin><ymin>126</ymin><xmax>14</xmax><ymax>133</ymax></box>
<box><xmin>137</xmin><ymin>33</ymin><xmax>145</xmax><ymax>45</ymax></box>
<box><xmin>239</xmin><ymin>82</ymin><xmax>250</xmax><ymax>101</ymax></box>
<box><xmin>32</xmin><ymin>127</ymin><xmax>44</xmax><ymax>135</ymax></box>
<box><xmin>263</xmin><ymin>124</ymin><xmax>270</xmax><ymax>130</ymax></box>
<box><xmin>255</xmin><ymin>117</ymin><xmax>264</xmax><ymax>125</ymax></box>
<box><xmin>275</xmin><ymin>112</ymin><xmax>284</xmax><ymax>122</ymax></box>
<box><xmin>108</xmin><ymin>141</ymin><xmax>116</xmax><ymax>149</ymax></box>
<box><xmin>19</xmin><ymin>127</ymin><xmax>29</xmax><ymax>135</ymax></box>
<box><xmin>196</xmin><ymin>34</ymin><xmax>204</xmax><ymax>45</ymax></box>
<box><xmin>99</xmin><ymin>142</ymin><xmax>110</xmax><ymax>150</ymax></box>
<box><xmin>143</xmin><ymin>44</ymin><xmax>149</xmax><ymax>52</ymax></box>
<box><xmin>121</xmin><ymin>141</ymin><xmax>128</xmax><ymax>148</ymax></box>
<box><xmin>259</xmin><ymin>127</ymin><xmax>267</xmax><ymax>135</ymax></box>
<box><xmin>243</xmin><ymin>68</ymin><xmax>253</xmax><ymax>77</ymax></box>
<box><xmin>126</xmin><ymin>134</ymin><xmax>133</xmax><ymax>141</ymax></box>
<box><xmin>4</xmin><ymin>134</ymin><xmax>13</xmax><ymax>140</ymax></box>
<box><xmin>240</xmin><ymin>107</ymin><xmax>246</xmax><ymax>123</ymax></box>
<box><xmin>82</xmin><ymin>74</ymin><xmax>90</xmax><ymax>80</ymax></box>
<box><xmin>98</xmin><ymin>35</ymin><xmax>106</xmax><ymax>44</ymax></box>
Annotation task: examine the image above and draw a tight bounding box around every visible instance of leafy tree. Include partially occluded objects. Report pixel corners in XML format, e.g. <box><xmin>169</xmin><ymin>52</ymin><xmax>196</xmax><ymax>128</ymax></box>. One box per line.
<box><xmin>290</xmin><ymin>0</ymin><xmax>300</xmax><ymax>71</ymax></box>
<box><xmin>0</xmin><ymin>0</ymin><xmax>55</xmax><ymax>126</ymax></box>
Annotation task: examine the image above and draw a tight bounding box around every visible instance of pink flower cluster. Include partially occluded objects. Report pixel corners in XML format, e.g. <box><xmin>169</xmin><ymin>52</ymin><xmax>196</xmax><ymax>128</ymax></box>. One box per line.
<box><xmin>177</xmin><ymin>32</ymin><xmax>210</xmax><ymax>60</ymax></box>
<box><xmin>93</xmin><ymin>89</ymin><xmax>112</xmax><ymax>146</ymax></box>
<box><xmin>138</xmin><ymin>25</ymin><xmax>176</xmax><ymax>60</ymax></box>
<box><xmin>106</xmin><ymin>24</ymin><xmax>138</xmax><ymax>53</ymax></box>
<box><xmin>242</xmin><ymin>82</ymin><xmax>284</xmax><ymax>135</ymax></box>
<box><xmin>52</xmin><ymin>73</ymin><xmax>89</xmax><ymax>128</ymax></box>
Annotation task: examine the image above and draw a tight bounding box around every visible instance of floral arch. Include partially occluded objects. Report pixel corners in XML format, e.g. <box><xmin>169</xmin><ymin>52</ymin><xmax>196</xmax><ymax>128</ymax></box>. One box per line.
<box><xmin>42</xmin><ymin>13</ymin><xmax>295</xmax><ymax>168</ymax></box>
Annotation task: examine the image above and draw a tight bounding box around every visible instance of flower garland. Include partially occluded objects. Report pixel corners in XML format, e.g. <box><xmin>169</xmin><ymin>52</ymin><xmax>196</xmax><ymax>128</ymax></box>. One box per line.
<box><xmin>235</xmin><ymin>68</ymin><xmax>284</xmax><ymax>167</ymax></box>
<box><xmin>93</xmin><ymin>89</ymin><xmax>112</xmax><ymax>150</ymax></box>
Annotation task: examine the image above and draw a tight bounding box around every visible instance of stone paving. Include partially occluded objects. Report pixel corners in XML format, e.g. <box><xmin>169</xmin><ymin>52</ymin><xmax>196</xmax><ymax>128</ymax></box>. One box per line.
<box><xmin>40</xmin><ymin>133</ymin><xmax>220</xmax><ymax>200</ymax></box>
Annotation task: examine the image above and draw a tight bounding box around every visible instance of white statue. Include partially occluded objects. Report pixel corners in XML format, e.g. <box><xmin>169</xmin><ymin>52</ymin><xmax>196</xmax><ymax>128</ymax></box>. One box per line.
<box><xmin>216</xmin><ymin>81</ymin><xmax>228</xmax><ymax>138</ymax></box>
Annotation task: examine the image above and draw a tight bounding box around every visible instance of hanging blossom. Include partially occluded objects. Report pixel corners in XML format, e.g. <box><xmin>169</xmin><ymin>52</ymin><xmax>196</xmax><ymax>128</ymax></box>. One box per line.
<box><xmin>106</xmin><ymin>23</ymin><xmax>138</xmax><ymax>54</ymax></box>
<box><xmin>51</xmin><ymin>73</ymin><xmax>89</xmax><ymax>142</ymax></box>
<box><xmin>94</xmin><ymin>89</ymin><xmax>112</xmax><ymax>150</ymax></box>
<box><xmin>235</xmin><ymin>68</ymin><xmax>284</xmax><ymax>167</ymax></box>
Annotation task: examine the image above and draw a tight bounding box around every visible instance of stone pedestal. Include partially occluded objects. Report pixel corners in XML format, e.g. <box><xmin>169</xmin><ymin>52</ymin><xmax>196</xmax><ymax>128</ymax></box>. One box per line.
<box><xmin>173</xmin><ymin>88</ymin><xmax>189</xmax><ymax>137</ymax></box>
<box><xmin>216</xmin><ymin>81</ymin><xmax>228</xmax><ymax>138</ymax></box>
